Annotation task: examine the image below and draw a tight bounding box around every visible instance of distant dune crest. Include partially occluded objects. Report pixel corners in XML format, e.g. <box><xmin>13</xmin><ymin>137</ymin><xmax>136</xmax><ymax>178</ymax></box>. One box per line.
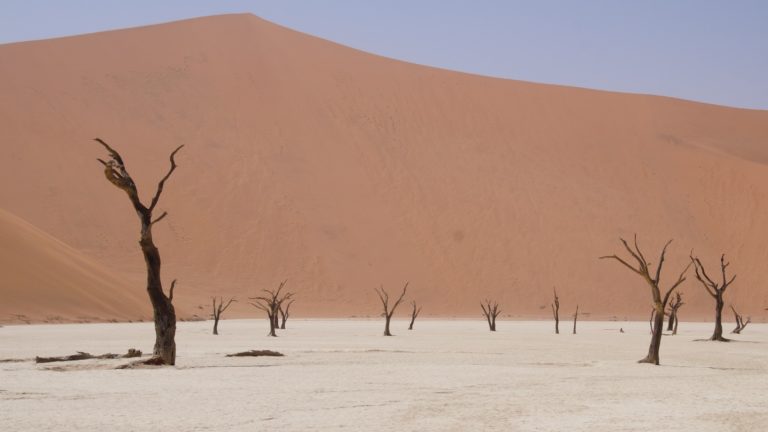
<box><xmin>1</xmin><ymin>14</ymin><xmax>767</xmax><ymax>323</ymax></box>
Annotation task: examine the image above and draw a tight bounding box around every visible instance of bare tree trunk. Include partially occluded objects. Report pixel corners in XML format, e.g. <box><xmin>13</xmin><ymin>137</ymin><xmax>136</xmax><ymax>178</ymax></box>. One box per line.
<box><xmin>601</xmin><ymin>236</ymin><xmax>690</xmax><ymax>366</ymax></box>
<box><xmin>211</xmin><ymin>296</ymin><xmax>235</xmax><ymax>336</ymax></box>
<box><xmin>691</xmin><ymin>254</ymin><xmax>734</xmax><ymax>342</ymax></box>
<box><xmin>572</xmin><ymin>305</ymin><xmax>578</xmax><ymax>335</ymax></box>
<box><xmin>95</xmin><ymin>139</ymin><xmax>182</xmax><ymax>365</ymax></box>
<box><xmin>408</xmin><ymin>301</ymin><xmax>421</xmax><ymax>330</ymax></box>
<box><xmin>640</xmin><ymin>305</ymin><xmax>666</xmax><ymax>365</ymax></box>
<box><xmin>712</xmin><ymin>296</ymin><xmax>725</xmax><ymax>340</ymax></box>
<box><xmin>142</xmin><ymin>232</ymin><xmax>177</xmax><ymax>363</ymax></box>
<box><xmin>649</xmin><ymin>309</ymin><xmax>655</xmax><ymax>334</ymax></box>
<box><xmin>551</xmin><ymin>288</ymin><xmax>560</xmax><ymax>334</ymax></box>
<box><xmin>267</xmin><ymin>313</ymin><xmax>277</xmax><ymax>337</ymax></box>
<box><xmin>731</xmin><ymin>305</ymin><xmax>750</xmax><ymax>334</ymax></box>
<box><xmin>250</xmin><ymin>281</ymin><xmax>292</xmax><ymax>338</ymax></box>
<box><xmin>666</xmin><ymin>292</ymin><xmax>684</xmax><ymax>335</ymax></box>
<box><xmin>481</xmin><ymin>300</ymin><xmax>501</xmax><ymax>332</ymax></box>
<box><xmin>278</xmin><ymin>299</ymin><xmax>293</xmax><ymax>330</ymax></box>
<box><xmin>375</xmin><ymin>283</ymin><xmax>408</xmax><ymax>337</ymax></box>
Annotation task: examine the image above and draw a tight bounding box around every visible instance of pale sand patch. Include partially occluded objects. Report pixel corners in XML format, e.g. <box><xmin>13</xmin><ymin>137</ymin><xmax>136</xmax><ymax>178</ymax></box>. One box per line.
<box><xmin>1</xmin><ymin>319</ymin><xmax>766</xmax><ymax>431</ymax></box>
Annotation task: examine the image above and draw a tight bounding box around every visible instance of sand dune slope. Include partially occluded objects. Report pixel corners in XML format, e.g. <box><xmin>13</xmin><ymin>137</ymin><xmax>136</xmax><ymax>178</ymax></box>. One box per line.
<box><xmin>1</xmin><ymin>14</ymin><xmax>767</xmax><ymax>321</ymax></box>
<box><xmin>0</xmin><ymin>208</ymin><xmax>149</xmax><ymax>322</ymax></box>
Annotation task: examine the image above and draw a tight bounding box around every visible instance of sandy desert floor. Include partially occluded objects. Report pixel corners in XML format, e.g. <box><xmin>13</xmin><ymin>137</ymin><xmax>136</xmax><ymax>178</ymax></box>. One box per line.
<box><xmin>1</xmin><ymin>319</ymin><xmax>767</xmax><ymax>431</ymax></box>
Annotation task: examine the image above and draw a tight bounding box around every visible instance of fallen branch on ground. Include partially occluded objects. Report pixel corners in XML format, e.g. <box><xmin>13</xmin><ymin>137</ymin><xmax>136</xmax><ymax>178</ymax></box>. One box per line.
<box><xmin>226</xmin><ymin>350</ymin><xmax>284</xmax><ymax>357</ymax></box>
<box><xmin>35</xmin><ymin>349</ymin><xmax>142</xmax><ymax>364</ymax></box>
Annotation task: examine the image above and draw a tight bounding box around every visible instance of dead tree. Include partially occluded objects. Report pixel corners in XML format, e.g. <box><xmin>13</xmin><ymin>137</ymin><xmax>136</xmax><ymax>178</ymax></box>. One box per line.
<box><xmin>95</xmin><ymin>138</ymin><xmax>183</xmax><ymax>365</ymax></box>
<box><xmin>374</xmin><ymin>283</ymin><xmax>408</xmax><ymax>336</ymax></box>
<box><xmin>551</xmin><ymin>288</ymin><xmax>560</xmax><ymax>334</ymax></box>
<box><xmin>666</xmin><ymin>292</ymin><xmax>684</xmax><ymax>334</ymax></box>
<box><xmin>250</xmin><ymin>281</ymin><xmax>293</xmax><ymax>337</ymax></box>
<box><xmin>408</xmin><ymin>301</ymin><xmax>422</xmax><ymax>330</ymax></box>
<box><xmin>278</xmin><ymin>298</ymin><xmax>294</xmax><ymax>330</ymax></box>
<box><xmin>572</xmin><ymin>305</ymin><xmax>579</xmax><ymax>335</ymax></box>
<box><xmin>690</xmin><ymin>254</ymin><xmax>736</xmax><ymax>341</ymax></box>
<box><xmin>480</xmin><ymin>299</ymin><xmax>501</xmax><ymax>332</ymax></box>
<box><xmin>730</xmin><ymin>305</ymin><xmax>751</xmax><ymax>334</ymax></box>
<box><xmin>211</xmin><ymin>297</ymin><xmax>236</xmax><ymax>335</ymax></box>
<box><xmin>600</xmin><ymin>236</ymin><xmax>690</xmax><ymax>365</ymax></box>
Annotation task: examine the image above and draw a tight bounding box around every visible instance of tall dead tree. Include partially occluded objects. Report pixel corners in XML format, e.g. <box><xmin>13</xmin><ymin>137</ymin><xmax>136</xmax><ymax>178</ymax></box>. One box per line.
<box><xmin>480</xmin><ymin>299</ymin><xmax>501</xmax><ymax>332</ymax></box>
<box><xmin>666</xmin><ymin>292</ymin><xmax>684</xmax><ymax>334</ymax></box>
<box><xmin>95</xmin><ymin>138</ymin><xmax>183</xmax><ymax>365</ymax></box>
<box><xmin>250</xmin><ymin>281</ymin><xmax>293</xmax><ymax>337</ymax></box>
<box><xmin>551</xmin><ymin>288</ymin><xmax>560</xmax><ymax>334</ymax></box>
<box><xmin>690</xmin><ymin>254</ymin><xmax>736</xmax><ymax>342</ymax></box>
<box><xmin>600</xmin><ymin>236</ymin><xmax>690</xmax><ymax>365</ymax></box>
<box><xmin>278</xmin><ymin>298</ymin><xmax>294</xmax><ymax>330</ymax></box>
<box><xmin>572</xmin><ymin>305</ymin><xmax>579</xmax><ymax>335</ymax></box>
<box><xmin>730</xmin><ymin>305</ymin><xmax>750</xmax><ymax>334</ymax></box>
<box><xmin>375</xmin><ymin>283</ymin><xmax>408</xmax><ymax>336</ymax></box>
<box><xmin>211</xmin><ymin>297</ymin><xmax>236</xmax><ymax>335</ymax></box>
<box><xmin>408</xmin><ymin>301</ymin><xmax>422</xmax><ymax>330</ymax></box>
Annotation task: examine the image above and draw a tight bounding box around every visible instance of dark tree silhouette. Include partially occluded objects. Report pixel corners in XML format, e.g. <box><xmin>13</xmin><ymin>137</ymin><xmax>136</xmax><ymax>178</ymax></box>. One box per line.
<box><xmin>279</xmin><ymin>298</ymin><xmax>295</xmax><ymax>330</ymax></box>
<box><xmin>690</xmin><ymin>254</ymin><xmax>736</xmax><ymax>342</ymax></box>
<box><xmin>374</xmin><ymin>283</ymin><xmax>408</xmax><ymax>336</ymax></box>
<box><xmin>408</xmin><ymin>301</ymin><xmax>422</xmax><ymax>330</ymax></box>
<box><xmin>551</xmin><ymin>288</ymin><xmax>560</xmax><ymax>334</ymax></box>
<box><xmin>480</xmin><ymin>299</ymin><xmax>501</xmax><ymax>332</ymax></box>
<box><xmin>211</xmin><ymin>297</ymin><xmax>236</xmax><ymax>335</ymax></box>
<box><xmin>250</xmin><ymin>281</ymin><xmax>293</xmax><ymax>337</ymax></box>
<box><xmin>572</xmin><ymin>305</ymin><xmax>579</xmax><ymax>335</ymax></box>
<box><xmin>600</xmin><ymin>236</ymin><xmax>690</xmax><ymax>365</ymax></box>
<box><xmin>95</xmin><ymin>138</ymin><xmax>183</xmax><ymax>365</ymax></box>
<box><xmin>730</xmin><ymin>305</ymin><xmax>751</xmax><ymax>334</ymax></box>
<box><xmin>666</xmin><ymin>292</ymin><xmax>684</xmax><ymax>335</ymax></box>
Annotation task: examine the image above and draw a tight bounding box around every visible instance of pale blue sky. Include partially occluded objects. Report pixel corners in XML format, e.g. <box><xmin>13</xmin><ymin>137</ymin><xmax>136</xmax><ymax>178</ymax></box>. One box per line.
<box><xmin>1</xmin><ymin>1</ymin><xmax>766</xmax><ymax>109</ymax></box>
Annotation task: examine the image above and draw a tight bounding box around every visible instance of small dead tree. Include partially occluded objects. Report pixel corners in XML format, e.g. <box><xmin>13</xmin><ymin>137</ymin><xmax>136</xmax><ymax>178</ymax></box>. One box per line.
<box><xmin>551</xmin><ymin>288</ymin><xmax>560</xmax><ymax>334</ymax></box>
<box><xmin>600</xmin><ymin>236</ymin><xmax>690</xmax><ymax>365</ymax></box>
<box><xmin>375</xmin><ymin>282</ymin><xmax>408</xmax><ymax>336</ymax></box>
<box><xmin>278</xmin><ymin>298</ymin><xmax>294</xmax><ymax>330</ymax></box>
<box><xmin>666</xmin><ymin>292</ymin><xmax>684</xmax><ymax>334</ymax></box>
<box><xmin>95</xmin><ymin>138</ymin><xmax>183</xmax><ymax>365</ymax></box>
<box><xmin>572</xmin><ymin>305</ymin><xmax>579</xmax><ymax>334</ymax></box>
<box><xmin>690</xmin><ymin>254</ymin><xmax>736</xmax><ymax>342</ymax></box>
<box><xmin>211</xmin><ymin>297</ymin><xmax>236</xmax><ymax>335</ymax></box>
<box><xmin>408</xmin><ymin>301</ymin><xmax>422</xmax><ymax>330</ymax></box>
<box><xmin>250</xmin><ymin>281</ymin><xmax>293</xmax><ymax>337</ymax></box>
<box><xmin>480</xmin><ymin>299</ymin><xmax>501</xmax><ymax>332</ymax></box>
<box><xmin>730</xmin><ymin>305</ymin><xmax>751</xmax><ymax>334</ymax></box>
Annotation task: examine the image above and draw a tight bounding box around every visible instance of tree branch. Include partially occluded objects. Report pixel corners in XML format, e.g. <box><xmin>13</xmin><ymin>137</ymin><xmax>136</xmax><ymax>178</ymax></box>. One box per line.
<box><xmin>148</xmin><ymin>145</ymin><xmax>184</xmax><ymax>212</ymax></box>
<box><xmin>599</xmin><ymin>254</ymin><xmax>642</xmax><ymax>275</ymax></box>
<box><xmin>654</xmin><ymin>239</ymin><xmax>673</xmax><ymax>284</ymax></box>
<box><xmin>168</xmin><ymin>279</ymin><xmax>177</xmax><ymax>302</ymax></box>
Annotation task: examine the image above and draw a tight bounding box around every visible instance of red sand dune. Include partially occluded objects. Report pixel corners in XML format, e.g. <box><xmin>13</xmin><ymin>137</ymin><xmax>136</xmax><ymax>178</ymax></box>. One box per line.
<box><xmin>1</xmin><ymin>14</ymin><xmax>767</xmax><ymax>322</ymax></box>
<box><xmin>0</xmin><ymin>208</ymin><xmax>149</xmax><ymax>322</ymax></box>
